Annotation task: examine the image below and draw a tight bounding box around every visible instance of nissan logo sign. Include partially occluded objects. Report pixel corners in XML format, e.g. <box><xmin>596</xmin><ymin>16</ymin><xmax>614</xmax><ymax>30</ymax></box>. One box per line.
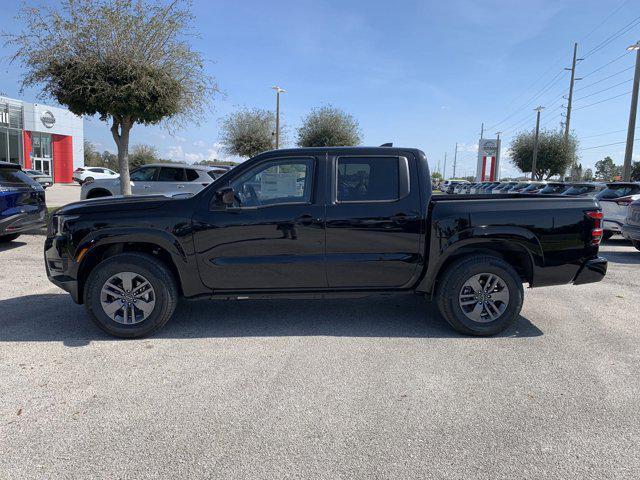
<box><xmin>41</xmin><ymin>110</ymin><xmax>56</xmax><ymax>128</ymax></box>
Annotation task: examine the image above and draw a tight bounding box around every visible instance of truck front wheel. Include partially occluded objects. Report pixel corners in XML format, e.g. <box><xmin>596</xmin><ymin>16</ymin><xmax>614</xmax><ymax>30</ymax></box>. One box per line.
<box><xmin>436</xmin><ymin>255</ymin><xmax>524</xmax><ymax>336</ymax></box>
<box><xmin>84</xmin><ymin>252</ymin><xmax>178</xmax><ymax>338</ymax></box>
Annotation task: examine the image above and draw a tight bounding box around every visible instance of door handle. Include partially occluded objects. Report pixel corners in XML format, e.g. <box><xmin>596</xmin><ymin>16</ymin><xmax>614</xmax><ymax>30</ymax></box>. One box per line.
<box><xmin>176</xmin><ymin>185</ymin><xmax>185</xmax><ymax>188</ymax></box>
<box><xmin>143</xmin><ymin>185</ymin><xmax>151</xmax><ymax>189</ymax></box>
<box><xmin>390</xmin><ymin>213</ymin><xmax>417</xmax><ymax>223</ymax></box>
<box><xmin>295</xmin><ymin>214</ymin><xmax>316</xmax><ymax>225</ymax></box>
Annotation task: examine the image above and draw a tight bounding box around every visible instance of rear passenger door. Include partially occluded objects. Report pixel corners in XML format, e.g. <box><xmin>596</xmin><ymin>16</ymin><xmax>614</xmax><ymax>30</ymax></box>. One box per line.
<box><xmin>325</xmin><ymin>154</ymin><xmax>423</xmax><ymax>288</ymax></box>
<box><xmin>156</xmin><ymin>166</ymin><xmax>187</xmax><ymax>195</ymax></box>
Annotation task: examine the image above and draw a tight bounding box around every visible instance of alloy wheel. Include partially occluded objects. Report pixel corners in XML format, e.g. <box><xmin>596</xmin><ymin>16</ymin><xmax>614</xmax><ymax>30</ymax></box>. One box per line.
<box><xmin>458</xmin><ymin>273</ymin><xmax>510</xmax><ymax>323</ymax></box>
<box><xmin>100</xmin><ymin>272</ymin><xmax>156</xmax><ymax>325</ymax></box>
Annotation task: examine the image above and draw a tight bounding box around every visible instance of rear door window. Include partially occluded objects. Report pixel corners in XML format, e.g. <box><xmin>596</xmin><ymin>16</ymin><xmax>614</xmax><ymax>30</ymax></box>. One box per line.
<box><xmin>0</xmin><ymin>168</ymin><xmax>39</xmax><ymax>187</ymax></box>
<box><xmin>337</xmin><ymin>157</ymin><xmax>399</xmax><ymax>202</ymax></box>
<box><xmin>185</xmin><ymin>169</ymin><xmax>200</xmax><ymax>181</ymax></box>
<box><xmin>158</xmin><ymin>167</ymin><xmax>186</xmax><ymax>182</ymax></box>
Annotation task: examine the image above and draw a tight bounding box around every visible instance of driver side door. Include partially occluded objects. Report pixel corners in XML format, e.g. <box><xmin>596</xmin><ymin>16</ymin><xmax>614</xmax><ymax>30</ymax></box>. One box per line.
<box><xmin>192</xmin><ymin>156</ymin><xmax>327</xmax><ymax>291</ymax></box>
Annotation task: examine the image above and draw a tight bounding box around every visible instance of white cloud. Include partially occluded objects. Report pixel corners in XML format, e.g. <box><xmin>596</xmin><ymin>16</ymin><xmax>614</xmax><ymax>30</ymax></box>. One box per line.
<box><xmin>166</xmin><ymin>145</ymin><xmax>184</xmax><ymax>160</ymax></box>
<box><xmin>193</xmin><ymin>140</ymin><xmax>206</xmax><ymax>147</ymax></box>
<box><xmin>185</xmin><ymin>152</ymin><xmax>205</xmax><ymax>162</ymax></box>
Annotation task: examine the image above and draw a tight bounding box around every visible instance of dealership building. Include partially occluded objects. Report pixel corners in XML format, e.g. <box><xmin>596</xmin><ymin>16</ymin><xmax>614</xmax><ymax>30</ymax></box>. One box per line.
<box><xmin>0</xmin><ymin>97</ymin><xmax>84</xmax><ymax>183</ymax></box>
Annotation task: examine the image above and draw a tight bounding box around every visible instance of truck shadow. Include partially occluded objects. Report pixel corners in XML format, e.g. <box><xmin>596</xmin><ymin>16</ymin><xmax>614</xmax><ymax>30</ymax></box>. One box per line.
<box><xmin>0</xmin><ymin>294</ymin><xmax>543</xmax><ymax>347</ymax></box>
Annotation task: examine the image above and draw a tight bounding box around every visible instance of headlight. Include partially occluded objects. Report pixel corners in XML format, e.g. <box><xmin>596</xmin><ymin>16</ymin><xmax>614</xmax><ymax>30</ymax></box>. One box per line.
<box><xmin>50</xmin><ymin>214</ymin><xmax>78</xmax><ymax>236</ymax></box>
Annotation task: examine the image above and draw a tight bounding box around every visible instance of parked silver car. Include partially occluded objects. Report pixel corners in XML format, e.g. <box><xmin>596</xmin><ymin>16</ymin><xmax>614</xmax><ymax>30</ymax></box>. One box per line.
<box><xmin>80</xmin><ymin>163</ymin><xmax>220</xmax><ymax>199</ymax></box>
<box><xmin>24</xmin><ymin>169</ymin><xmax>53</xmax><ymax>188</ymax></box>
<box><xmin>597</xmin><ymin>182</ymin><xmax>640</xmax><ymax>238</ymax></box>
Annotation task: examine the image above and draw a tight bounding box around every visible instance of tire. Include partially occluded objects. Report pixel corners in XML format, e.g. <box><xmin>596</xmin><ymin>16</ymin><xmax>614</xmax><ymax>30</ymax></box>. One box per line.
<box><xmin>633</xmin><ymin>240</ymin><xmax>640</xmax><ymax>252</ymax></box>
<box><xmin>436</xmin><ymin>255</ymin><xmax>524</xmax><ymax>336</ymax></box>
<box><xmin>0</xmin><ymin>233</ymin><xmax>20</xmax><ymax>243</ymax></box>
<box><xmin>84</xmin><ymin>252</ymin><xmax>178</xmax><ymax>338</ymax></box>
<box><xmin>602</xmin><ymin>231</ymin><xmax>614</xmax><ymax>241</ymax></box>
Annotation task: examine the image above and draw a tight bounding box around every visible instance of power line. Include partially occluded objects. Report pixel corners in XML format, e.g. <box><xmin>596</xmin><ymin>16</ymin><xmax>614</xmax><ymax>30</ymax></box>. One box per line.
<box><xmin>574</xmin><ymin>65</ymin><xmax>634</xmax><ymax>91</ymax></box>
<box><xmin>573</xmin><ymin>90</ymin><xmax>631</xmax><ymax>110</ymax></box>
<box><xmin>573</xmin><ymin>78</ymin><xmax>632</xmax><ymax>101</ymax></box>
<box><xmin>581</xmin><ymin>51</ymin><xmax>633</xmax><ymax>78</ymax></box>
<box><xmin>582</xmin><ymin>15</ymin><xmax>640</xmax><ymax>59</ymax></box>
<box><xmin>580</xmin><ymin>128</ymin><xmax>628</xmax><ymax>139</ymax></box>
<box><xmin>579</xmin><ymin>137</ymin><xmax>640</xmax><ymax>151</ymax></box>
<box><xmin>578</xmin><ymin>0</ymin><xmax>631</xmax><ymax>44</ymax></box>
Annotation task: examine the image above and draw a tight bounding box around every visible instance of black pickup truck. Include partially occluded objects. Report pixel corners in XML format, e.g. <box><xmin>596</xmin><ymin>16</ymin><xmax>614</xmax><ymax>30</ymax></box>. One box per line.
<box><xmin>45</xmin><ymin>147</ymin><xmax>607</xmax><ymax>338</ymax></box>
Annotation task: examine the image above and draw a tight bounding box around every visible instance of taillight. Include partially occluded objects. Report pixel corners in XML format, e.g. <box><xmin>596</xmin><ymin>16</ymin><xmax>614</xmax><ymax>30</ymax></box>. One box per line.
<box><xmin>615</xmin><ymin>196</ymin><xmax>634</xmax><ymax>206</ymax></box>
<box><xmin>586</xmin><ymin>210</ymin><xmax>604</xmax><ymax>245</ymax></box>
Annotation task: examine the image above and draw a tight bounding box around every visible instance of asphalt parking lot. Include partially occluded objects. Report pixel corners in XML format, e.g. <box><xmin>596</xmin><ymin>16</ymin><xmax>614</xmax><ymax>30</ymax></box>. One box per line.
<box><xmin>1</xmin><ymin>235</ymin><xmax>639</xmax><ymax>479</ymax></box>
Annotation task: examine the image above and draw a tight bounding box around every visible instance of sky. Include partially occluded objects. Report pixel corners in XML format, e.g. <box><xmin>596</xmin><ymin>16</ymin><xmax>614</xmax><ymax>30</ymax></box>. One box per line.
<box><xmin>1</xmin><ymin>0</ymin><xmax>639</xmax><ymax>178</ymax></box>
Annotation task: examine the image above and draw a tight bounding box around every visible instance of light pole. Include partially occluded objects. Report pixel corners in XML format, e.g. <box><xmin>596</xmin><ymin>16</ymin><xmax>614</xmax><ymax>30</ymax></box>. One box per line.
<box><xmin>531</xmin><ymin>106</ymin><xmax>545</xmax><ymax>181</ymax></box>
<box><xmin>623</xmin><ymin>41</ymin><xmax>640</xmax><ymax>181</ymax></box>
<box><xmin>495</xmin><ymin>131</ymin><xmax>502</xmax><ymax>181</ymax></box>
<box><xmin>272</xmin><ymin>86</ymin><xmax>286</xmax><ymax>149</ymax></box>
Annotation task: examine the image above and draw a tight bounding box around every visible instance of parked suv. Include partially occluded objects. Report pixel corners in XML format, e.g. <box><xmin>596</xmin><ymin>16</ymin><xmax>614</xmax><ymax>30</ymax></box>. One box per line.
<box><xmin>81</xmin><ymin>164</ymin><xmax>220</xmax><ymax>199</ymax></box>
<box><xmin>73</xmin><ymin>167</ymin><xmax>118</xmax><ymax>184</ymax></box>
<box><xmin>621</xmin><ymin>199</ymin><xmax>640</xmax><ymax>251</ymax></box>
<box><xmin>1</xmin><ymin>162</ymin><xmax>47</xmax><ymax>242</ymax></box>
<box><xmin>597</xmin><ymin>182</ymin><xmax>640</xmax><ymax>238</ymax></box>
<box><xmin>561</xmin><ymin>183</ymin><xmax>606</xmax><ymax>197</ymax></box>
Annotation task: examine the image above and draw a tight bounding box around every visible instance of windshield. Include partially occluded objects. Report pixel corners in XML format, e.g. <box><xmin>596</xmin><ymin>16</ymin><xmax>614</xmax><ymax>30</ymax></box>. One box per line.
<box><xmin>562</xmin><ymin>185</ymin><xmax>594</xmax><ymax>196</ymax></box>
<box><xmin>596</xmin><ymin>184</ymin><xmax>640</xmax><ymax>199</ymax></box>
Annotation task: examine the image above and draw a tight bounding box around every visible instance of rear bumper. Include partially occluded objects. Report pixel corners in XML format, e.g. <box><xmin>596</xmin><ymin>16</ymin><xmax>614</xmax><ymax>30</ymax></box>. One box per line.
<box><xmin>621</xmin><ymin>224</ymin><xmax>640</xmax><ymax>242</ymax></box>
<box><xmin>0</xmin><ymin>210</ymin><xmax>46</xmax><ymax>236</ymax></box>
<box><xmin>573</xmin><ymin>256</ymin><xmax>608</xmax><ymax>285</ymax></box>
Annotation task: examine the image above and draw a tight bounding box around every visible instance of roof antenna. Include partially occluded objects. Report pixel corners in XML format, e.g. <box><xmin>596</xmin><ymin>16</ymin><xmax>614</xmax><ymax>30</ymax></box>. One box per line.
<box><xmin>379</xmin><ymin>142</ymin><xmax>393</xmax><ymax>147</ymax></box>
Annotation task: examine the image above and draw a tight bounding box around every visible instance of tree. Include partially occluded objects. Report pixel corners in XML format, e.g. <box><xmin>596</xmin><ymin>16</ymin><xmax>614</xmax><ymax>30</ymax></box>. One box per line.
<box><xmin>631</xmin><ymin>161</ymin><xmax>640</xmax><ymax>181</ymax></box>
<box><xmin>6</xmin><ymin>0</ymin><xmax>218</xmax><ymax>195</ymax></box>
<box><xmin>100</xmin><ymin>151</ymin><xmax>119</xmax><ymax>172</ymax></box>
<box><xmin>129</xmin><ymin>144</ymin><xmax>159</xmax><ymax>169</ymax></box>
<box><xmin>194</xmin><ymin>159</ymin><xmax>238</xmax><ymax>167</ymax></box>
<box><xmin>595</xmin><ymin>156</ymin><xmax>621</xmax><ymax>181</ymax></box>
<box><xmin>297</xmin><ymin>105</ymin><xmax>361</xmax><ymax>147</ymax></box>
<box><xmin>431</xmin><ymin>171</ymin><xmax>443</xmax><ymax>182</ymax></box>
<box><xmin>220</xmin><ymin>108</ymin><xmax>275</xmax><ymax>158</ymax></box>
<box><xmin>509</xmin><ymin>129</ymin><xmax>577</xmax><ymax>180</ymax></box>
<box><xmin>83</xmin><ymin>140</ymin><xmax>102</xmax><ymax>167</ymax></box>
<box><xmin>583</xmin><ymin>168</ymin><xmax>594</xmax><ymax>182</ymax></box>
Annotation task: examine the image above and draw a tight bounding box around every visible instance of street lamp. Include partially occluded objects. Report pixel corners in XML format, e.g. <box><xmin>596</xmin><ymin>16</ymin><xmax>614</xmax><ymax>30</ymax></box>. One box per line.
<box><xmin>272</xmin><ymin>86</ymin><xmax>286</xmax><ymax>149</ymax></box>
<box><xmin>622</xmin><ymin>41</ymin><xmax>640</xmax><ymax>181</ymax></box>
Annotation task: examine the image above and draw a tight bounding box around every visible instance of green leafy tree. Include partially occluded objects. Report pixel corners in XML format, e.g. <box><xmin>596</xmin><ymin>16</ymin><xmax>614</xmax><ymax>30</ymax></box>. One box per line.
<box><xmin>100</xmin><ymin>151</ymin><xmax>119</xmax><ymax>172</ymax></box>
<box><xmin>83</xmin><ymin>140</ymin><xmax>102</xmax><ymax>167</ymax></box>
<box><xmin>220</xmin><ymin>108</ymin><xmax>275</xmax><ymax>158</ymax></box>
<box><xmin>509</xmin><ymin>129</ymin><xmax>577</xmax><ymax>180</ymax></box>
<box><xmin>583</xmin><ymin>168</ymin><xmax>594</xmax><ymax>182</ymax></box>
<box><xmin>129</xmin><ymin>144</ymin><xmax>159</xmax><ymax>169</ymax></box>
<box><xmin>6</xmin><ymin>0</ymin><xmax>218</xmax><ymax>195</ymax></box>
<box><xmin>431</xmin><ymin>171</ymin><xmax>443</xmax><ymax>181</ymax></box>
<box><xmin>629</xmin><ymin>161</ymin><xmax>640</xmax><ymax>181</ymax></box>
<box><xmin>297</xmin><ymin>105</ymin><xmax>361</xmax><ymax>147</ymax></box>
<box><xmin>594</xmin><ymin>156</ymin><xmax>621</xmax><ymax>181</ymax></box>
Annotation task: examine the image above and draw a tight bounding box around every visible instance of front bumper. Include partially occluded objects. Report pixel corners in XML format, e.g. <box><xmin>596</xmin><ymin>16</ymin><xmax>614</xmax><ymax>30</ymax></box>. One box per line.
<box><xmin>0</xmin><ymin>210</ymin><xmax>46</xmax><ymax>236</ymax></box>
<box><xmin>573</xmin><ymin>256</ymin><xmax>608</xmax><ymax>285</ymax></box>
<box><xmin>44</xmin><ymin>234</ymin><xmax>81</xmax><ymax>303</ymax></box>
<box><xmin>621</xmin><ymin>224</ymin><xmax>640</xmax><ymax>242</ymax></box>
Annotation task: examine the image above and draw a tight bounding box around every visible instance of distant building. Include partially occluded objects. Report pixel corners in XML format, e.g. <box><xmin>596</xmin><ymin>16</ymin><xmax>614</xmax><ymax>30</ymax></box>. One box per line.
<box><xmin>0</xmin><ymin>97</ymin><xmax>83</xmax><ymax>183</ymax></box>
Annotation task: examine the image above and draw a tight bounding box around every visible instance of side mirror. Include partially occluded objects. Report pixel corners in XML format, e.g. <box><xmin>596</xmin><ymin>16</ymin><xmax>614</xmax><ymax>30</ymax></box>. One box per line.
<box><xmin>217</xmin><ymin>186</ymin><xmax>236</xmax><ymax>206</ymax></box>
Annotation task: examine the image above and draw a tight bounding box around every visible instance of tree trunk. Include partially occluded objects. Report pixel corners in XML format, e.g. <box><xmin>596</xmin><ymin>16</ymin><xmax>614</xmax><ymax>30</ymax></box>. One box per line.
<box><xmin>111</xmin><ymin>116</ymin><xmax>133</xmax><ymax>195</ymax></box>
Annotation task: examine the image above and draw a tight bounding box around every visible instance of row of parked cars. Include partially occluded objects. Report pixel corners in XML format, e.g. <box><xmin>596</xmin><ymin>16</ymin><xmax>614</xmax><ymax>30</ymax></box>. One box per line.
<box><xmin>438</xmin><ymin>179</ymin><xmax>640</xmax><ymax>249</ymax></box>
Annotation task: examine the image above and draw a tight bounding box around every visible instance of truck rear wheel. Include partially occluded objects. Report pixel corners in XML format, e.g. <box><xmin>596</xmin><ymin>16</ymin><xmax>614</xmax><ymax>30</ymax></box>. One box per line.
<box><xmin>436</xmin><ymin>255</ymin><xmax>524</xmax><ymax>336</ymax></box>
<box><xmin>84</xmin><ymin>252</ymin><xmax>178</xmax><ymax>338</ymax></box>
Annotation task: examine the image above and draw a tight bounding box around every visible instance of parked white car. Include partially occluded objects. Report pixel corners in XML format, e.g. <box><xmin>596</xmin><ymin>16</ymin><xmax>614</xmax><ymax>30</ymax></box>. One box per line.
<box><xmin>73</xmin><ymin>166</ymin><xmax>118</xmax><ymax>184</ymax></box>
<box><xmin>80</xmin><ymin>163</ymin><xmax>221</xmax><ymax>199</ymax></box>
<box><xmin>597</xmin><ymin>182</ymin><xmax>640</xmax><ymax>238</ymax></box>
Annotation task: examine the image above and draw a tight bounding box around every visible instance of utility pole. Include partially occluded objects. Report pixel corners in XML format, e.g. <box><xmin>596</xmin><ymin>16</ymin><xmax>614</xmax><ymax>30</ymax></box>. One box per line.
<box><xmin>564</xmin><ymin>43</ymin><xmax>583</xmax><ymax>180</ymax></box>
<box><xmin>272</xmin><ymin>86</ymin><xmax>286</xmax><ymax>149</ymax></box>
<box><xmin>495</xmin><ymin>131</ymin><xmax>502</xmax><ymax>181</ymax></box>
<box><xmin>453</xmin><ymin>143</ymin><xmax>458</xmax><ymax>178</ymax></box>
<box><xmin>443</xmin><ymin>152</ymin><xmax>447</xmax><ymax>180</ymax></box>
<box><xmin>480</xmin><ymin>123</ymin><xmax>484</xmax><ymax>140</ymax></box>
<box><xmin>531</xmin><ymin>106</ymin><xmax>544</xmax><ymax>180</ymax></box>
<box><xmin>623</xmin><ymin>41</ymin><xmax>640</xmax><ymax>181</ymax></box>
